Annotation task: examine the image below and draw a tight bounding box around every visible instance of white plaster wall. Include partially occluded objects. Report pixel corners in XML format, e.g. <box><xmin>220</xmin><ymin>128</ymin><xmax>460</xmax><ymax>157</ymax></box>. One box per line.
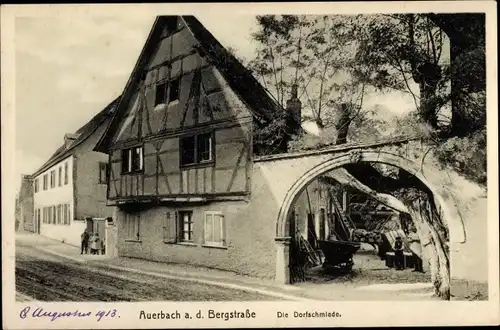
<box><xmin>34</xmin><ymin>156</ymin><xmax>80</xmax><ymax>245</ymax></box>
<box><xmin>40</xmin><ymin>221</ymin><xmax>87</xmax><ymax>247</ymax></box>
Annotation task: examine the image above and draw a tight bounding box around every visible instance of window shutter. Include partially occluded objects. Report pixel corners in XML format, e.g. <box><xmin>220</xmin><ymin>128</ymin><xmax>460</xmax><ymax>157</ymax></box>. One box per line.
<box><xmin>163</xmin><ymin>211</ymin><xmax>177</xmax><ymax>243</ymax></box>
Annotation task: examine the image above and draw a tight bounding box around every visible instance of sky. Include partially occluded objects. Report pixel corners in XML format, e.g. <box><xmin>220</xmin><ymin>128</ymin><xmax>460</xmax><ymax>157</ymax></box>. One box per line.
<box><xmin>14</xmin><ymin>13</ymin><xmax>417</xmax><ymax>191</ymax></box>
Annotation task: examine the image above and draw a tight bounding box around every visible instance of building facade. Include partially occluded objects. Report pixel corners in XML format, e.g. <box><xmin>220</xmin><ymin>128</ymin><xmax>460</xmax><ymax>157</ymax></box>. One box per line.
<box><xmin>94</xmin><ymin>16</ymin><xmax>299</xmax><ymax>278</ymax></box>
<box><xmin>17</xmin><ymin>175</ymin><xmax>34</xmax><ymax>232</ymax></box>
<box><xmin>29</xmin><ymin>99</ymin><xmax>119</xmax><ymax>247</ymax></box>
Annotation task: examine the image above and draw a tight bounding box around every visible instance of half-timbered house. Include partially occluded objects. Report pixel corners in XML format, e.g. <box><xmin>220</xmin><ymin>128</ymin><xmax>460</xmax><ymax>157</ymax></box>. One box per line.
<box><xmin>94</xmin><ymin>16</ymin><xmax>298</xmax><ymax>276</ymax></box>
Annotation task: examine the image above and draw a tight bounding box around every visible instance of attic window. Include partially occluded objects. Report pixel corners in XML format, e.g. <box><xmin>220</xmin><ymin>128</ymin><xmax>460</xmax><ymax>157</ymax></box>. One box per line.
<box><xmin>155</xmin><ymin>81</ymin><xmax>167</xmax><ymax>107</ymax></box>
<box><xmin>169</xmin><ymin>78</ymin><xmax>180</xmax><ymax>103</ymax></box>
<box><xmin>154</xmin><ymin>78</ymin><xmax>180</xmax><ymax>107</ymax></box>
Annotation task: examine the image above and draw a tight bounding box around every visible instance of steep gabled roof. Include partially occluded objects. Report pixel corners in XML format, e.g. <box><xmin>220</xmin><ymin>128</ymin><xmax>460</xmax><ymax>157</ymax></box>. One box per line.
<box><xmin>31</xmin><ymin>97</ymin><xmax>120</xmax><ymax>178</ymax></box>
<box><xmin>94</xmin><ymin>15</ymin><xmax>283</xmax><ymax>153</ymax></box>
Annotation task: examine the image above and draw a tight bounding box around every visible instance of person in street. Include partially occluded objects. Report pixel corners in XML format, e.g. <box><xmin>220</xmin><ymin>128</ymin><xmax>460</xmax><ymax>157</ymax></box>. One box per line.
<box><xmin>408</xmin><ymin>228</ymin><xmax>424</xmax><ymax>272</ymax></box>
<box><xmin>94</xmin><ymin>233</ymin><xmax>102</xmax><ymax>255</ymax></box>
<box><xmin>89</xmin><ymin>232</ymin><xmax>98</xmax><ymax>255</ymax></box>
<box><xmin>394</xmin><ymin>236</ymin><xmax>405</xmax><ymax>270</ymax></box>
<box><xmin>80</xmin><ymin>229</ymin><xmax>90</xmax><ymax>255</ymax></box>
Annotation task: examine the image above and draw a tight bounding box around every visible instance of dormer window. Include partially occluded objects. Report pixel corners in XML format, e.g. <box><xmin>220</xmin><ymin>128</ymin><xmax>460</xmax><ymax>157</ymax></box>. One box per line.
<box><xmin>154</xmin><ymin>77</ymin><xmax>180</xmax><ymax>107</ymax></box>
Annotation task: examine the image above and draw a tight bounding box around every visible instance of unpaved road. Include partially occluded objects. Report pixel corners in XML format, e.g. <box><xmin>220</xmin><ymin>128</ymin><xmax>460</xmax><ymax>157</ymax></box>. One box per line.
<box><xmin>15</xmin><ymin>245</ymin><xmax>280</xmax><ymax>302</ymax></box>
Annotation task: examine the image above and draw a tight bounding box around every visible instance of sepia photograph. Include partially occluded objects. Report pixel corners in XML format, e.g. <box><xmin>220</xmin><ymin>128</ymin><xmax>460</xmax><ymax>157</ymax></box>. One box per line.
<box><xmin>2</xmin><ymin>2</ymin><xmax>498</xmax><ymax>328</ymax></box>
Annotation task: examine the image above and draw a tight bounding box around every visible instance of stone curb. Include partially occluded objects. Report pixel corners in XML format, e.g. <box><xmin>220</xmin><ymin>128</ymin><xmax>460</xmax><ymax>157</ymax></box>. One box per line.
<box><xmin>34</xmin><ymin>246</ymin><xmax>313</xmax><ymax>302</ymax></box>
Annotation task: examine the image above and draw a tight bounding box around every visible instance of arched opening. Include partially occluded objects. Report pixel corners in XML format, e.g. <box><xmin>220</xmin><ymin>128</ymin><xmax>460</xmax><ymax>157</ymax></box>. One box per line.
<box><xmin>274</xmin><ymin>150</ymin><xmax>462</xmax><ymax>300</ymax></box>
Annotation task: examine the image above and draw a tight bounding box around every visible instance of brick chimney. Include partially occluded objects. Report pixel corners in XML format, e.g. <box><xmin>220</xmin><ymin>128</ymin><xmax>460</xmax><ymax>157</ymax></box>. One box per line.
<box><xmin>286</xmin><ymin>84</ymin><xmax>302</xmax><ymax>136</ymax></box>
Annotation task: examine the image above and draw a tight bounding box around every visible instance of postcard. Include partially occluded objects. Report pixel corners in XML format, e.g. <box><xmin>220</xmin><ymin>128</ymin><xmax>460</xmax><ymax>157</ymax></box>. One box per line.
<box><xmin>2</xmin><ymin>1</ymin><xmax>498</xmax><ymax>328</ymax></box>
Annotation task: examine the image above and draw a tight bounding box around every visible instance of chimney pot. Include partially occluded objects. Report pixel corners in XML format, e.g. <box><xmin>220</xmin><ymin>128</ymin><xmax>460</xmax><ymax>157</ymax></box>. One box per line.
<box><xmin>286</xmin><ymin>84</ymin><xmax>302</xmax><ymax>136</ymax></box>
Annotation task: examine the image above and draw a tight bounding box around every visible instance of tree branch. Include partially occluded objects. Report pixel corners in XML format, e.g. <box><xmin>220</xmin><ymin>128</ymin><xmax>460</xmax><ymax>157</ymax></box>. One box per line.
<box><xmin>396</xmin><ymin>59</ymin><xmax>420</xmax><ymax>110</ymax></box>
<box><xmin>324</xmin><ymin>168</ymin><xmax>409</xmax><ymax>213</ymax></box>
<box><xmin>268</xmin><ymin>45</ymin><xmax>281</xmax><ymax>103</ymax></box>
<box><xmin>427</xmin><ymin>18</ymin><xmax>438</xmax><ymax>64</ymax></box>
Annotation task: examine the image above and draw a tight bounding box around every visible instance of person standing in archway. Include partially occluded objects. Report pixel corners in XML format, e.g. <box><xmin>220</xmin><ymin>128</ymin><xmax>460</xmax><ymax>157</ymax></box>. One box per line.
<box><xmin>394</xmin><ymin>236</ymin><xmax>405</xmax><ymax>270</ymax></box>
<box><xmin>409</xmin><ymin>227</ymin><xmax>424</xmax><ymax>272</ymax></box>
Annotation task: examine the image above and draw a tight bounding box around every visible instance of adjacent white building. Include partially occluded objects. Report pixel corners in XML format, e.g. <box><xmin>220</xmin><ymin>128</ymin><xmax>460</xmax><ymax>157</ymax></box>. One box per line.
<box><xmin>28</xmin><ymin>98</ymin><xmax>119</xmax><ymax>248</ymax></box>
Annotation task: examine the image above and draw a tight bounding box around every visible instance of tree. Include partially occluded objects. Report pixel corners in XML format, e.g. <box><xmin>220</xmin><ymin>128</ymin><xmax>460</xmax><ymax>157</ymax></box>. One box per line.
<box><xmin>249</xmin><ymin>15</ymin><xmax>366</xmax><ymax>131</ymax></box>
<box><xmin>351</xmin><ymin>14</ymin><xmax>450</xmax><ymax>131</ymax></box>
<box><xmin>426</xmin><ymin>13</ymin><xmax>486</xmax><ymax>137</ymax></box>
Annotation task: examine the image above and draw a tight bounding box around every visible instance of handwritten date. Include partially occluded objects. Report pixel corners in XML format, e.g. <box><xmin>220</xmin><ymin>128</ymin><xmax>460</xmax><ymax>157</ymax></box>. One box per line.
<box><xmin>19</xmin><ymin>306</ymin><xmax>119</xmax><ymax>322</ymax></box>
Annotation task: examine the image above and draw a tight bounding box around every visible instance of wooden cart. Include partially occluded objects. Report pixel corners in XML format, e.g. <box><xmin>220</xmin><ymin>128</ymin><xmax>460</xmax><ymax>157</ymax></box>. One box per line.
<box><xmin>317</xmin><ymin>239</ymin><xmax>361</xmax><ymax>272</ymax></box>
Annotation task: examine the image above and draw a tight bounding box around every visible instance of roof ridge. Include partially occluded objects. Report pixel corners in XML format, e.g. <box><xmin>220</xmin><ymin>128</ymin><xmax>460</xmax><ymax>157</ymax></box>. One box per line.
<box><xmin>94</xmin><ymin>15</ymin><xmax>284</xmax><ymax>153</ymax></box>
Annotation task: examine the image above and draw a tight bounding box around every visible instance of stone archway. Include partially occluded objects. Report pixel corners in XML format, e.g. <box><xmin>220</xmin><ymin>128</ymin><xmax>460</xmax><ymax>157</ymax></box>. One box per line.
<box><xmin>273</xmin><ymin>149</ymin><xmax>466</xmax><ymax>285</ymax></box>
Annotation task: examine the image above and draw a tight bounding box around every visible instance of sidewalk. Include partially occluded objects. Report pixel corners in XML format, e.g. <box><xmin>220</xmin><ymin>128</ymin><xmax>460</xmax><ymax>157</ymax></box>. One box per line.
<box><xmin>18</xmin><ymin>233</ymin><xmax>435</xmax><ymax>301</ymax></box>
<box><xmin>17</xmin><ymin>232</ymin><xmax>111</xmax><ymax>263</ymax></box>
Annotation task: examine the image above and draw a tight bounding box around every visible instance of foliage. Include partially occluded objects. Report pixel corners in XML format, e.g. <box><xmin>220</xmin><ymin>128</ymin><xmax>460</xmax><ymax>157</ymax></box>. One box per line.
<box><xmin>433</xmin><ymin>129</ymin><xmax>487</xmax><ymax>186</ymax></box>
<box><xmin>350</xmin><ymin>14</ymin><xmax>451</xmax><ymax>130</ymax></box>
<box><xmin>249</xmin><ymin>15</ymin><xmax>365</xmax><ymax>128</ymax></box>
<box><xmin>250</xmin><ymin>14</ymin><xmax>487</xmax><ymax>187</ymax></box>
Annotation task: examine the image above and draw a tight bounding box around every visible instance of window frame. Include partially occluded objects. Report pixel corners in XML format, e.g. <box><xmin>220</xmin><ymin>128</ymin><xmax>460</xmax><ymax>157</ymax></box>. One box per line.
<box><xmin>168</xmin><ymin>77</ymin><xmax>180</xmax><ymax>104</ymax></box>
<box><xmin>43</xmin><ymin>174</ymin><xmax>48</xmax><ymax>191</ymax></box>
<box><xmin>98</xmin><ymin>162</ymin><xmax>109</xmax><ymax>184</ymax></box>
<box><xmin>121</xmin><ymin>145</ymin><xmax>144</xmax><ymax>175</ymax></box>
<box><xmin>58</xmin><ymin>166</ymin><xmax>62</xmax><ymax>187</ymax></box>
<box><xmin>154</xmin><ymin>80</ymin><xmax>168</xmax><ymax>107</ymax></box>
<box><xmin>34</xmin><ymin>178</ymin><xmax>39</xmax><ymax>193</ymax></box>
<box><xmin>51</xmin><ymin>205</ymin><xmax>56</xmax><ymax>224</ymax></box>
<box><xmin>203</xmin><ymin>211</ymin><xmax>226</xmax><ymax>248</ymax></box>
<box><xmin>50</xmin><ymin>170</ymin><xmax>56</xmax><ymax>189</ymax></box>
<box><xmin>179</xmin><ymin>131</ymin><xmax>215</xmax><ymax>169</ymax></box>
<box><xmin>64</xmin><ymin>162</ymin><xmax>69</xmax><ymax>185</ymax></box>
<box><xmin>57</xmin><ymin>204</ymin><xmax>62</xmax><ymax>225</ymax></box>
<box><xmin>177</xmin><ymin>210</ymin><xmax>194</xmax><ymax>243</ymax></box>
<box><xmin>154</xmin><ymin>77</ymin><xmax>181</xmax><ymax>107</ymax></box>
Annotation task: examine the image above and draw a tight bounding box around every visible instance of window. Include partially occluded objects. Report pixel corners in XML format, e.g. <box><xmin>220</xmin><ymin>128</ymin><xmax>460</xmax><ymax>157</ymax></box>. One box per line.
<box><xmin>34</xmin><ymin>178</ymin><xmax>39</xmax><ymax>193</ymax></box>
<box><xmin>197</xmin><ymin>133</ymin><xmax>212</xmax><ymax>162</ymax></box>
<box><xmin>46</xmin><ymin>206</ymin><xmax>51</xmax><ymax>224</ymax></box>
<box><xmin>180</xmin><ymin>132</ymin><xmax>213</xmax><ymax>167</ymax></box>
<box><xmin>154</xmin><ymin>78</ymin><xmax>180</xmax><ymax>106</ymax></box>
<box><xmin>178</xmin><ymin>211</ymin><xmax>193</xmax><ymax>242</ymax></box>
<box><xmin>42</xmin><ymin>207</ymin><xmax>47</xmax><ymax>224</ymax></box>
<box><xmin>63</xmin><ymin>204</ymin><xmax>71</xmax><ymax>225</ymax></box>
<box><xmin>50</xmin><ymin>170</ymin><xmax>55</xmax><ymax>188</ymax></box>
<box><xmin>56</xmin><ymin>205</ymin><xmax>62</xmax><ymax>224</ymax></box>
<box><xmin>43</xmin><ymin>174</ymin><xmax>48</xmax><ymax>191</ymax></box>
<box><xmin>99</xmin><ymin>162</ymin><xmax>109</xmax><ymax>184</ymax></box>
<box><xmin>124</xmin><ymin>212</ymin><xmax>140</xmax><ymax>241</ymax></box>
<box><xmin>203</xmin><ymin>212</ymin><xmax>226</xmax><ymax>247</ymax></box>
<box><xmin>58</xmin><ymin>166</ymin><xmax>62</xmax><ymax>187</ymax></box>
<box><xmin>121</xmin><ymin>146</ymin><xmax>143</xmax><ymax>174</ymax></box>
<box><xmin>162</xmin><ymin>211</ymin><xmax>176</xmax><ymax>243</ymax></box>
<box><xmin>169</xmin><ymin>78</ymin><xmax>180</xmax><ymax>103</ymax></box>
<box><xmin>64</xmin><ymin>162</ymin><xmax>69</xmax><ymax>185</ymax></box>
<box><xmin>51</xmin><ymin>206</ymin><xmax>56</xmax><ymax>224</ymax></box>
<box><xmin>155</xmin><ymin>81</ymin><xmax>167</xmax><ymax>107</ymax></box>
